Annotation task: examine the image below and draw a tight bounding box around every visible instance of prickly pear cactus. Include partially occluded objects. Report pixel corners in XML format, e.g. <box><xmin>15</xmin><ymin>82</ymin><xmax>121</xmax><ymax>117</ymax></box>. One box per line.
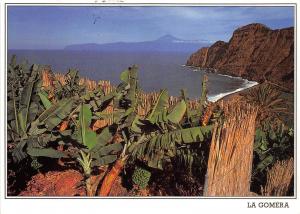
<box><xmin>132</xmin><ymin>167</ymin><xmax>151</xmax><ymax>189</ymax></box>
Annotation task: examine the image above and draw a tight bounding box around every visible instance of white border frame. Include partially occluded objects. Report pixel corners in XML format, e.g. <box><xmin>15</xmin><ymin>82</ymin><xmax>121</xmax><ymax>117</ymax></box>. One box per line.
<box><xmin>1</xmin><ymin>1</ymin><xmax>299</xmax><ymax>213</ymax></box>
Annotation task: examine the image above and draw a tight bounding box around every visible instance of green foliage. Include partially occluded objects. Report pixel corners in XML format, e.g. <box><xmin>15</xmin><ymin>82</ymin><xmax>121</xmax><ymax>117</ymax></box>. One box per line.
<box><xmin>7</xmin><ymin>57</ymin><xmax>43</xmax><ymax>138</ymax></box>
<box><xmin>29</xmin><ymin>98</ymin><xmax>75</xmax><ymax>135</ymax></box>
<box><xmin>118</xmin><ymin>72</ymin><xmax>213</xmax><ymax>171</ymax></box>
<box><xmin>180</xmin><ymin>75</ymin><xmax>209</xmax><ymax>127</ymax></box>
<box><xmin>128</xmin><ymin>125</ymin><xmax>212</xmax><ymax>169</ymax></box>
<box><xmin>198</xmin><ymin>75</ymin><xmax>208</xmax><ymax>116</ymax></box>
<box><xmin>174</xmin><ymin>144</ymin><xmax>209</xmax><ymax>176</ymax></box>
<box><xmin>27</xmin><ymin>147</ymin><xmax>67</xmax><ymax>158</ymax></box>
<box><xmin>51</xmin><ymin>69</ymin><xmax>86</xmax><ymax>100</ymax></box>
<box><xmin>253</xmin><ymin>125</ymin><xmax>294</xmax><ymax>176</ymax></box>
<box><xmin>7</xmin><ymin>56</ymin><xmax>70</xmax><ymax>163</ymax></box>
<box><xmin>79</xmin><ymin>104</ymin><xmax>97</xmax><ymax>150</ymax></box>
<box><xmin>89</xmin><ymin>127</ymin><xmax>123</xmax><ymax>167</ymax></box>
<box><xmin>132</xmin><ymin>166</ymin><xmax>151</xmax><ymax>189</ymax></box>
<box><xmin>122</xmin><ymin>65</ymin><xmax>139</xmax><ymax>107</ymax></box>
<box><xmin>146</xmin><ymin>89</ymin><xmax>169</xmax><ymax>125</ymax></box>
<box><xmin>74</xmin><ymin>105</ymin><xmax>123</xmax><ymax>167</ymax></box>
<box><xmin>8</xmin><ymin>57</ymin><xmax>214</xmax><ymax>190</ymax></box>
<box><xmin>77</xmin><ymin>151</ymin><xmax>92</xmax><ymax>177</ymax></box>
<box><xmin>38</xmin><ymin>91</ymin><xmax>52</xmax><ymax>109</ymax></box>
<box><xmin>167</xmin><ymin>100</ymin><xmax>187</xmax><ymax>124</ymax></box>
<box><xmin>126</xmin><ymin>87</ymin><xmax>212</xmax><ymax>170</ymax></box>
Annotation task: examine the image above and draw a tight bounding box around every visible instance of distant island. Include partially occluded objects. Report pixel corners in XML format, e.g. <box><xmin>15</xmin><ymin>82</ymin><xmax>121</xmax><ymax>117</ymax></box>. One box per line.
<box><xmin>64</xmin><ymin>34</ymin><xmax>212</xmax><ymax>53</ymax></box>
<box><xmin>186</xmin><ymin>23</ymin><xmax>294</xmax><ymax>91</ymax></box>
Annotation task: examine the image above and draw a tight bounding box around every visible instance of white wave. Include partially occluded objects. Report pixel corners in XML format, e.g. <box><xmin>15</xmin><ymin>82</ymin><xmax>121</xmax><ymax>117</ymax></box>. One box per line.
<box><xmin>182</xmin><ymin>64</ymin><xmax>194</xmax><ymax>68</ymax></box>
<box><xmin>207</xmin><ymin>79</ymin><xmax>258</xmax><ymax>102</ymax></box>
<box><xmin>183</xmin><ymin>66</ymin><xmax>259</xmax><ymax>102</ymax></box>
<box><xmin>217</xmin><ymin>73</ymin><xmax>243</xmax><ymax>80</ymax></box>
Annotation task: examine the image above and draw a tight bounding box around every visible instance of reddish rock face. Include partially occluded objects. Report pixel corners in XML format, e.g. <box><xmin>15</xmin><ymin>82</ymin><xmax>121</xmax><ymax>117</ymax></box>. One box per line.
<box><xmin>186</xmin><ymin>23</ymin><xmax>294</xmax><ymax>91</ymax></box>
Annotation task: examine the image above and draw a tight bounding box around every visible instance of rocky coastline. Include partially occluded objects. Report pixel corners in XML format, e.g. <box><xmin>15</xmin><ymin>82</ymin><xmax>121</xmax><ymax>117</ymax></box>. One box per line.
<box><xmin>186</xmin><ymin>23</ymin><xmax>294</xmax><ymax>92</ymax></box>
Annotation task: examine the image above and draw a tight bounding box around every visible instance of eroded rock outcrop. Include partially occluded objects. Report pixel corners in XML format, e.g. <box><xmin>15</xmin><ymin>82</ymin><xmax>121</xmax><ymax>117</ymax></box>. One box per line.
<box><xmin>186</xmin><ymin>23</ymin><xmax>294</xmax><ymax>91</ymax></box>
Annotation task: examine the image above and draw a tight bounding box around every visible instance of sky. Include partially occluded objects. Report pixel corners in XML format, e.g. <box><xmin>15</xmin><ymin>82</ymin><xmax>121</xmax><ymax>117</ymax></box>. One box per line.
<box><xmin>8</xmin><ymin>6</ymin><xmax>294</xmax><ymax>49</ymax></box>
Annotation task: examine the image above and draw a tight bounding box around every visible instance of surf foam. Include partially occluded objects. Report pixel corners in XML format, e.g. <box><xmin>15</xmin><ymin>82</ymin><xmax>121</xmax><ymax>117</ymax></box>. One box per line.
<box><xmin>207</xmin><ymin>76</ymin><xmax>258</xmax><ymax>102</ymax></box>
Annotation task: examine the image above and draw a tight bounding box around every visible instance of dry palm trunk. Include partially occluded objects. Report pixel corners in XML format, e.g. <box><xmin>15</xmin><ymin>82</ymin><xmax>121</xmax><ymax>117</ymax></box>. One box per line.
<box><xmin>261</xmin><ymin>158</ymin><xmax>294</xmax><ymax>196</ymax></box>
<box><xmin>99</xmin><ymin>158</ymin><xmax>126</xmax><ymax>196</ymax></box>
<box><xmin>204</xmin><ymin>102</ymin><xmax>258</xmax><ymax>196</ymax></box>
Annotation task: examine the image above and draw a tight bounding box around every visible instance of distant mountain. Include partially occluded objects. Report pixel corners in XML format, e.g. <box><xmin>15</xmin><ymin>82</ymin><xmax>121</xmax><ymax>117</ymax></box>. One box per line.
<box><xmin>64</xmin><ymin>35</ymin><xmax>212</xmax><ymax>52</ymax></box>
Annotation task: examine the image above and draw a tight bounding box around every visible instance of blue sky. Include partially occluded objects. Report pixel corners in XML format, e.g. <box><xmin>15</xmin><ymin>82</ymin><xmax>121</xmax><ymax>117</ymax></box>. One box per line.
<box><xmin>8</xmin><ymin>6</ymin><xmax>294</xmax><ymax>49</ymax></box>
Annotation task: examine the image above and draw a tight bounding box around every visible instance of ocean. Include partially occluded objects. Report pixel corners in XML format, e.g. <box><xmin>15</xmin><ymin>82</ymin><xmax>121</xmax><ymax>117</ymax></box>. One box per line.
<box><xmin>7</xmin><ymin>50</ymin><xmax>257</xmax><ymax>102</ymax></box>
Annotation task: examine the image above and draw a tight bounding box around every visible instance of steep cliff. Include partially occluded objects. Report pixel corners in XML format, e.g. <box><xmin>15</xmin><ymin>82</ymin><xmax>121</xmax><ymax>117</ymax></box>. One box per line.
<box><xmin>186</xmin><ymin>23</ymin><xmax>294</xmax><ymax>91</ymax></box>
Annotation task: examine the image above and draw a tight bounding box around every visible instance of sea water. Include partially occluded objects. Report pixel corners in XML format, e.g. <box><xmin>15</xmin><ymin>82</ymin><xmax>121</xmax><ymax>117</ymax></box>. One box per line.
<box><xmin>7</xmin><ymin>50</ymin><xmax>257</xmax><ymax>102</ymax></box>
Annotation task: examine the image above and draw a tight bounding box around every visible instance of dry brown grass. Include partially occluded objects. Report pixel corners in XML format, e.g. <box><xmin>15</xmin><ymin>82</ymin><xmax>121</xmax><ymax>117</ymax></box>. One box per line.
<box><xmin>204</xmin><ymin>101</ymin><xmax>258</xmax><ymax>196</ymax></box>
<box><xmin>261</xmin><ymin>158</ymin><xmax>294</xmax><ymax>196</ymax></box>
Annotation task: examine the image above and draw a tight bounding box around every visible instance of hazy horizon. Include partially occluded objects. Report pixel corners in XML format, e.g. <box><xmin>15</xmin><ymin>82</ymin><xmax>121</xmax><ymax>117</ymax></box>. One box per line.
<box><xmin>8</xmin><ymin>6</ymin><xmax>294</xmax><ymax>50</ymax></box>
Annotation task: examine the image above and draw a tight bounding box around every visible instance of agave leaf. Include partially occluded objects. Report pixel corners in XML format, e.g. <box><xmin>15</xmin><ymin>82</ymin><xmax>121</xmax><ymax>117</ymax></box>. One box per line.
<box><xmin>167</xmin><ymin>100</ymin><xmax>187</xmax><ymax>124</ymax></box>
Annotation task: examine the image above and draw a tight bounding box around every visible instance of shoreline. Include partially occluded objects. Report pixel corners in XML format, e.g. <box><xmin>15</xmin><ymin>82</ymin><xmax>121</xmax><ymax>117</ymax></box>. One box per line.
<box><xmin>207</xmin><ymin>75</ymin><xmax>259</xmax><ymax>102</ymax></box>
<box><xmin>183</xmin><ymin>65</ymin><xmax>259</xmax><ymax>103</ymax></box>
